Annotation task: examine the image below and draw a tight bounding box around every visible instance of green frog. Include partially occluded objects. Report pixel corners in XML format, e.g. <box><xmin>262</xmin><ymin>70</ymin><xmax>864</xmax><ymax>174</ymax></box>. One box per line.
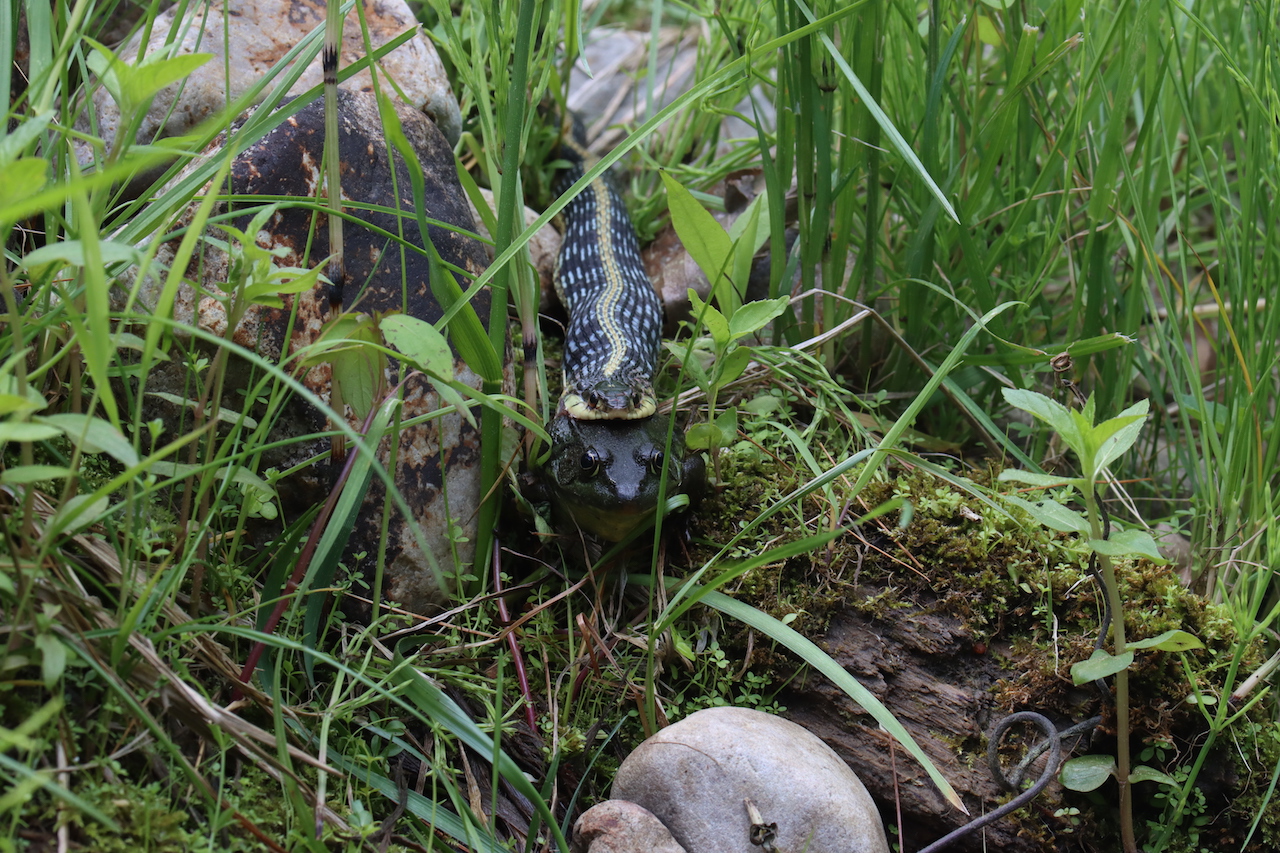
<box><xmin>538</xmin><ymin>413</ymin><xmax>705</xmax><ymax>542</ymax></box>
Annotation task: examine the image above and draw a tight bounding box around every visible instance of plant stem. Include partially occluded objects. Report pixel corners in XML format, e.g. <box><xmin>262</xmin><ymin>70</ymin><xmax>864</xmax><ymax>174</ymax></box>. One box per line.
<box><xmin>1085</xmin><ymin>485</ymin><xmax>1136</xmax><ymax>853</ymax></box>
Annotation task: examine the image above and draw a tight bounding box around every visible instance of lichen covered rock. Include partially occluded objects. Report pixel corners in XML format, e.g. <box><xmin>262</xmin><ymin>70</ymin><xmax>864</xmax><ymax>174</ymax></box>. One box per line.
<box><xmin>75</xmin><ymin>0</ymin><xmax>461</xmax><ymax>170</ymax></box>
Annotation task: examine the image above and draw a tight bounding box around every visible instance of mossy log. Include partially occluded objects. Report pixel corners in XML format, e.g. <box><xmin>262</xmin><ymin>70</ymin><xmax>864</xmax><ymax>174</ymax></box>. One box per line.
<box><xmin>699</xmin><ymin>467</ymin><xmax>1279</xmax><ymax>853</ymax></box>
<box><xmin>783</xmin><ymin>604</ymin><xmax>1064</xmax><ymax>852</ymax></box>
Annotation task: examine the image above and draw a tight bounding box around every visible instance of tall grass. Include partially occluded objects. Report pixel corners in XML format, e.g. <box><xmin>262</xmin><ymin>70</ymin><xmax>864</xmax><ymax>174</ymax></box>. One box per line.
<box><xmin>5</xmin><ymin>0</ymin><xmax>1280</xmax><ymax>850</ymax></box>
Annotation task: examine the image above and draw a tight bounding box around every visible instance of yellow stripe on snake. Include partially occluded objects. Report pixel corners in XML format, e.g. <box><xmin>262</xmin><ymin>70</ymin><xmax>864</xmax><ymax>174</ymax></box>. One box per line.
<box><xmin>552</xmin><ymin>117</ymin><xmax>662</xmax><ymax>420</ymax></box>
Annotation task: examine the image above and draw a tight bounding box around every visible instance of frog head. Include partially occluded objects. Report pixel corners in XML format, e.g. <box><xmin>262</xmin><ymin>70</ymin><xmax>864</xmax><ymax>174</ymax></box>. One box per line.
<box><xmin>538</xmin><ymin>414</ymin><xmax>704</xmax><ymax>542</ymax></box>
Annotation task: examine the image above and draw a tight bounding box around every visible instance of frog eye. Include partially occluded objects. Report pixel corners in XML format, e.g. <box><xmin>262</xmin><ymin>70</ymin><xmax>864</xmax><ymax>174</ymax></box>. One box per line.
<box><xmin>645</xmin><ymin>448</ymin><xmax>666</xmax><ymax>475</ymax></box>
<box><xmin>579</xmin><ymin>449</ymin><xmax>602</xmax><ymax>476</ymax></box>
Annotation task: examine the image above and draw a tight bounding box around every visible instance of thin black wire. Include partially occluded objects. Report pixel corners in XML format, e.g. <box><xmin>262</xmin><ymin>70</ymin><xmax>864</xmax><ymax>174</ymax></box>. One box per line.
<box><xmin>916</xmin><ymin>712</ymin><xmax>1062</xmax><ymax>853</ymax></box>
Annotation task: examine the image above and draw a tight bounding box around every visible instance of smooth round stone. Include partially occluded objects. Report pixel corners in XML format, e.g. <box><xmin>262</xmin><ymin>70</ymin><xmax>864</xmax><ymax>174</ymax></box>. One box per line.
<box><xmin>572</xmin><ymin>800</ymin><xmax>687</xmax><ymax>853</ymax></box>
<box><xmin>612</xmin><ymin>707</ymin><xmax>889</xmax><ymax>853</ymax></box>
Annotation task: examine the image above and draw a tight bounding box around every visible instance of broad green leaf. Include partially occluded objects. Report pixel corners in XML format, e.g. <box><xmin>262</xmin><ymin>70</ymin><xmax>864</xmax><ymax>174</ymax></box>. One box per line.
<box><xmin>1060</xmin><ymin>755</ymin><xmax>1115</xmax><ymax>792</ymax></box>
<box><xmin>685</xmin><ymin>423</ymin><xmax>719</xmax><ymax>451</ymax></box>
<box><xmin>665</xmin><ymin>340</ymin><xmax>711</xmax><ymax>391</ymax></box>
<box><xmin>688</xmin><ymin>289</ymin><xmax>731</xmax><ymax>348</ymax></box>
<box><xmin>714</xmin><ymin>408</ymin><xmax>739</xmax><ymax>446</ymax></box>
<box><xmin>321</xmin><ymin>315</ymin><xmax>385</xmax><ymax>420</ymax></box>
<box><xmin>997</xmin><ymin>469</ymin><xmax>1078</xmax><ymax>489</ymax></box>
<box><xmin>0</xmin><ymin>110</ymin><xmax>53</xmax><ymax>168</ymax></box>
<box><xmin>86</xmin><ymin>38</ymin><xmax>211</xmax><ymax>116</ymax></box>
<box><xmin>0</xmin><ymin>423</ymin><xmax>61</xmax><ymax>443</ymax></box>
<box><xmin>37</xmin><ymin>414</ymin><xmax>138</xmax><ymax>467</ymax></box>
<box><xmin>46</xmin><ymin>494</ymin><xmax>111</xmax><ymax>539</ymax></box>
<box><xmin>0</xmin><ymin>390</ymin><xmax>45</xmax><ymax>418</ymax></box>
<box><xmin>242</xmin><ymin>262</ymin><xmax>329</xmax><ymax>307</ymax></box>
<box><xmin>34</xmin><ymin>633</ymin><xmax>66</xmax><ymax>687</ymax></box>
<box><xmin>975</xmin><ymin>15</ymin><xmax>1002</xmax><ymax>46</ymax></box>
<box><xmin>728</xmin><ymin>296</ymin><xmax>789</xmax><ymax>341</ymax></box>
<box><xmin>429</xmin><ymin>263</ymin><xmax>501</xmax><ymax>384</ymax></box>
<box><xmin>0</xmin><ymin>465</ymin><xmax>73</xmax><ymax>484</ymax></box>
<box><xmin>1129</xmin><ymin>765</ymin><xmax>1178</xmax><ymax>786</ymax></box>
<box><xmin>1089</xmin><ymin>530</ymin><xmax>1166</xmax><ymax>562</ymax></box>
<box><xmin>21</xmin><ymin>240</ymin><xmax>141</xmax><ymax>271</ymax></box>
<box><xmin>662</xmin><ymin>171</ymin><xmax>734</xmax><ymax>308</ymax></box>
<box><xmin>0</xmin><ymin>158</ymin><xmax>49</xmax><ymax>213</ymax></box>
<box><xmin>122</xmin><ymin>53</ymin><xmax>213</xmax><ymax>107</ymax></box>
<box><xmin>1091</xmin><ymin>400</ymin><xmax>1149</xmax><ymax>473</ymax></box>
<box><xmin>1178</xmin><ymin>396</ymin><xmax>1228</xmax><ymax>433</ymax></box>
<box><xmin>1003</xmin><ymin>494</ymin><xmax>1089</xmax><ymax>534</ymax></box>
<box><xmin>1127</xmin><ymin>629</ymin><xmax>1204</xmax><ymax>652</ymax></box>
<box><xmin>718</xmin><ymin>345</ymin><xmax>752</xmax><ymax>386</ymax></box>
<box><xmin>84</xmin><ymin>39</ymin><xmax>128</xmax><ymax>106</ymax></box>
<box><xmin>380</xmin><ymin>314</ymin><xmax>454</xmax><ymax>379</ymax></box>
<box><xmin>1002</xmin><ymin>387</ymin><xmax>1075</xmax><ymax>434</ymax></box>
<box><xmin>1071</xmin><ymin>649</ymin><xmax>1134</xmax><ymax>685</ymax></box>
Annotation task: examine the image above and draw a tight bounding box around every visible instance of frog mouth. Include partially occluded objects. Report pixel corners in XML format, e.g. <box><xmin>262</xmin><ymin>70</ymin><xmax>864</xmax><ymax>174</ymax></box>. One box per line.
<box><xmin>559</xmin><ymin>498</ymin><xmax>657</xmax><ymax>542</ymax></box>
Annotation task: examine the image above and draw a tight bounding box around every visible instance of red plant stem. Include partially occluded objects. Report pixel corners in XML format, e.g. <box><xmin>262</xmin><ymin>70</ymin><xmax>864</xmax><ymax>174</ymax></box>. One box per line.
<box><xmin>236</xmin><ymin>395</ymin><xmax>387</xmax><ymax>694</ymax></box>
<box><xmin>493</xmin><ymin>538</ymin><xmax>538</xmax><ymax>733</ymax></box>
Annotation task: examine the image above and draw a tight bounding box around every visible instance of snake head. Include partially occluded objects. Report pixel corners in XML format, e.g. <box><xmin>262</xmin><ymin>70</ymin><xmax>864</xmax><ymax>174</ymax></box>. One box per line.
<box><xmin>561</xmin><ymin>378</ymin><xmax>658</xmax><ymax>421</ymax></box>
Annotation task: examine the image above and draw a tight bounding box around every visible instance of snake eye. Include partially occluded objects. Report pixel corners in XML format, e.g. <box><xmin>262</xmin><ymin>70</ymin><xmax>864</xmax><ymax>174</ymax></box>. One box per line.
<box><xmin>584</xmin><ymin>389</ymin><xmax>603</xmax><ymax>410</ymax></box>
<box><xmin>580</xmin><ymin>449</ymin><xmax>602</xmax><ymax>476</ymax></box>
<box><xmin>631</xmin><ymin>390</ymin><xmax>644</xmax><ymax>409</ymax></box>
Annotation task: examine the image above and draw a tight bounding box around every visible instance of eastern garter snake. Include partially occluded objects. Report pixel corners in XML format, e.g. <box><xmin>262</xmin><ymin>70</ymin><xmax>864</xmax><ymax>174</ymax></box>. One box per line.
<box><xmin>552</xmin><ymin>116</ymin><xmax>663</xmax><ymax>421</ymax></box>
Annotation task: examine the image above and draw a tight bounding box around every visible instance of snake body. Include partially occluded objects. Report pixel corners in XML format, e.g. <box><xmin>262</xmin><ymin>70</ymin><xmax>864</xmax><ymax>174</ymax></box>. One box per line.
<box><xmin>553</xmin><ymin>119</ymin><xmax>662</xmax><ymax>420</ymax></box>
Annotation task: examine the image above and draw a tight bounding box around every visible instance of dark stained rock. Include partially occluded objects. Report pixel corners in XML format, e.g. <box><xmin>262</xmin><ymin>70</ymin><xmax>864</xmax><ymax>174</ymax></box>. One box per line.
<box><xmin>131</xmin><ymin>89</ymin><xmax>500</xmax><ymax>615</ymax></box>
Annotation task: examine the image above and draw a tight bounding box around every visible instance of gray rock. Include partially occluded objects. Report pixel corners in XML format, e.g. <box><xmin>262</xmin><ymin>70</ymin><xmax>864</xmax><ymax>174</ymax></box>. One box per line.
<box><xmin>75</xmin><ymin>0</ymin><xmax>460</xmax><ymax>169</ymax></box>
<box><xmin>467</xmin><ymin>187</ymin><xmax>562</xmax><ymax>299</ymax></box>
<box><xmin>131</xmin><ymin>89</ymin><xmax>496</xmax><ymax>615</ymax></box>
<box><xmin>612</xmin><ymin>706</ymin><xmax>889</xmax><ymax>853</ymax></box>
<box><xmin>572</xmin><ymin>800</ymin><xmax>687</xmax><ymax>853</ymax></box>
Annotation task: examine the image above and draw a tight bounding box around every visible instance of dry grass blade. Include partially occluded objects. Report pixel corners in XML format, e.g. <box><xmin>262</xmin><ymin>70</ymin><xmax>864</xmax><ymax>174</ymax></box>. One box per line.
<box><xmin>15</xmin><ymin>489</ymin><xmax>354</xmax><ymax>835</ymax></box>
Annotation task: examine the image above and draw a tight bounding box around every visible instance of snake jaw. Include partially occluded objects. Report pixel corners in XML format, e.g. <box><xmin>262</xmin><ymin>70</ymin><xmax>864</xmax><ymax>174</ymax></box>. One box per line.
<box><xmin>561</xmin><ymin>378</ymin><xmax>658</xmax><ymax>420</ymax></box>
